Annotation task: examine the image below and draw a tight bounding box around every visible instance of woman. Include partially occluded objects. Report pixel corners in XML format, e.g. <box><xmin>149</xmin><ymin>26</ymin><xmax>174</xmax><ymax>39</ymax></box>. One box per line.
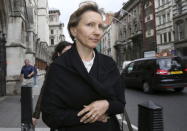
<box><xmin>32</xmin><ymin>41</ymin><xmax>72</xmax><ymax>127</ymax></box>
<box><xmin>41</xmin><ymin>3</ymin><xmax>125</xmax><ymax>131</ymax></box>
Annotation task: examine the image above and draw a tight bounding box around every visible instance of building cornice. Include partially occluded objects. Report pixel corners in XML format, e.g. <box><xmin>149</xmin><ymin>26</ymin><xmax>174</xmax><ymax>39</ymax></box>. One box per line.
<box><xmin>174</xmin><ymin>39</ymin><xmax>187</xmax><ymax>44</ymax></box>
<box><xmin>173</xmin><ymin>12</ymin><xmax>187</xmax><ymax>20</ymax></box>
<box><xmin>6</xmin><ymin>43</ymin><xmax>26</xmax><ymax>49</ymax></box>
<box><xmin>155</xmin><ymin>5</ymin><xmax>173</xmax><ymax>14</ymax></box>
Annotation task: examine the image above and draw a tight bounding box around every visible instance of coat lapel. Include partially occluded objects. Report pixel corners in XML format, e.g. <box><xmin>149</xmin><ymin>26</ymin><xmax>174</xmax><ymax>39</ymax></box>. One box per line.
<box><xmin>70</xmin><ymin>44</ymin><xmax>110</xmax><ymax>98</ymax></box>
<box><xmin>70</xmin><ymin>44</ymin><xmax>89</xmax><ymax>77</ymax></box>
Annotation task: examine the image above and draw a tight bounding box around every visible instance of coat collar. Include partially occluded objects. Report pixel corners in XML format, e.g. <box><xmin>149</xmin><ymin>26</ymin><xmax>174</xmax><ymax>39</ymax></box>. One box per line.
<box><xmin>70</xmin><ymin>43</ymin><xmax>98</xmax><ymax>76</ymax></box>
<box><xmin>70</xmin><ymin>44</ymin><xmax>110</xmax><ymax>98</ymax></box>
<box><xmin>54</xmin><ymin>43</ymin><xmax>111</xmax><ymax>99</ymax></box>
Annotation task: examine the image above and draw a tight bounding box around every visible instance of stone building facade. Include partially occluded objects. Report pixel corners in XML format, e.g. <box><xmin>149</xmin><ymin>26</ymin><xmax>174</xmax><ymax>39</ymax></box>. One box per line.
<box><xmin>99</xmin><ymin>13</ymin><xmax>117</xmax><ymax>61</ymax></box>
<box><xmin>0</xmin><ymin>0</ymin><xmax>9</xmax><ymax>96</ymax></box>
<box><xmin>35</xmin><ymin>0</ymin><xmax>50</xmax><ymax>69</ymax></box>
<box><xmin>49</xmin><ymin>9</ymin><xmax>64</xmax><ymax>46</ymax></box>
<box><xmin>100</xmin><ymin>0</ymin><xmax>187</xmax><ymax>70</ymax></box>
<box><xmin>142</xmin><ymin>0</ymin><xmax>157</xmax><ymax>57</ymax></box>
<box><xmin>114</xmin><ymin>0</ymin><xmax>143</xmax><ymax>69</ymax></box>
<box><xmin>0</xmin><ymin>0</ymin><xmax>50</xmax><ymax>95</ymax></box>
<box><xmin>173</xmin><ymin>0</ymin><xmax>187</xmax><ymax>57</ymax></box>
<box><xmin>6</xmin><ymin>0</ymin><xmax>32</xmax><ymax>95</ymax></box>
<box><xmin>155</xmin><ymin>0</ymin><xmax>175</xmax><ymax>54</ymax></box>
<box><xmin>100</xmin><ymin>25</ymin><xmax>112</xmax><ymax>56</ymax></box>
<box><xmin>48</xmin><ymin>9</ymin><xmax>65</xmax><ymax>55</ymax></box>
<box><xmin>100</xmin><ymin>0</ymin><xmax>143</xmax><ymax>70</ymax></box>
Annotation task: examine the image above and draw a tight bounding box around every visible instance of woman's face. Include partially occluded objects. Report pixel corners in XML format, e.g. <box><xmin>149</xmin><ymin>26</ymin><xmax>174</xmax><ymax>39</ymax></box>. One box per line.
<box><xmin>71</xmin><ymin>11</ymin><xmax>103</xmax><ymax>49</ymax></box>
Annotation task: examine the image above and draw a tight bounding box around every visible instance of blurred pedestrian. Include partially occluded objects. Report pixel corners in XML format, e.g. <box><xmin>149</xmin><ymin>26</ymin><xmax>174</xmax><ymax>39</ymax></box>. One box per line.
<box><xmin>33</xmin><ymin>64</ymin><xmax>38</xmax><ymax>87</ymax></box>
<box><xmin>32</xmin><ymin>41</ymin><xmax>72</xmax><ymax>129</ymax></box>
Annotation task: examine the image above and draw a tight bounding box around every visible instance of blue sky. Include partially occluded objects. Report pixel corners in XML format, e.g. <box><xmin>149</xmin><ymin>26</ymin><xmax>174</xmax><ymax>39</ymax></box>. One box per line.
<box><xmin>48</xmin><ymin>0</ymin><xmax>128</xmax><ymax>42</ymax></box>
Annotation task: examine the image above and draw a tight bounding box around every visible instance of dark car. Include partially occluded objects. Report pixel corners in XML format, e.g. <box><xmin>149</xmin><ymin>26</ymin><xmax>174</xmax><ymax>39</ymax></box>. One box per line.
<box><xmin>121</xmin><ymin>56</ymin><xmax>187</xmax><ymax>93</ymax></box>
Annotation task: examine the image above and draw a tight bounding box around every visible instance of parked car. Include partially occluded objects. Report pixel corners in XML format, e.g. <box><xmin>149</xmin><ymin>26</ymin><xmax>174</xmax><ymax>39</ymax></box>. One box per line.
<box><xmin>121</xmin><ymin>56</ymin><xmax>187</xmax><ymax>93</ymax></box>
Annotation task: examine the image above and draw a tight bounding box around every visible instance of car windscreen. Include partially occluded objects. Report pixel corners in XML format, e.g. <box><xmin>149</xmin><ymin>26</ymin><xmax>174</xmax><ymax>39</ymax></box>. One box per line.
<box><xmin>158</xmin><ymin>57</ymin><xmax>183</xmax><ymax>71</ymax></box>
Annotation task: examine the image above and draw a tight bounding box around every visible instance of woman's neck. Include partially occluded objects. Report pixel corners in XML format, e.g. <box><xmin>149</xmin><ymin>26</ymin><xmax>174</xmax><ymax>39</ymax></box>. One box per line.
<box><xmin>76</xmin><ymin>42</ymin><xmax>94</xmax><ymax>62</ymax></box>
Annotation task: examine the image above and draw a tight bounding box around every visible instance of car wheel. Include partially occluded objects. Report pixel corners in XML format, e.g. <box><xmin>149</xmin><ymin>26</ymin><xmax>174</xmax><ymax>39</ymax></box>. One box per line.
<box><xmin>174</xmin><ymin>87</ymin><xmax>184</xmax><ymax>92</ymax></box>
<box><xmin>143</xmin><ymin>82</ymin><xmax>153</xmax><ymax>93</ymax></box>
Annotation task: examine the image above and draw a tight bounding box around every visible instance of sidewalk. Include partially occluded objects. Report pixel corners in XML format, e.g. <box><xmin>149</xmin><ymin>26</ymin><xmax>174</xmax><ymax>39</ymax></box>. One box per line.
<box><xmin>0</xmin><ymin>72</ymin><xmax>50</xmax><ymax>131</ymax></box>
<box><xmin>0</xmin><ymin>71</ymin><xmax>129</xmax><ymax>131</ymax></box>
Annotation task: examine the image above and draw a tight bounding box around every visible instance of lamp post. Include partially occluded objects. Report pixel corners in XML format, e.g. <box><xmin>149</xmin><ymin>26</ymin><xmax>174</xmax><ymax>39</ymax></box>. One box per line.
<box><xmin>119</xmin><ymin>8</ymin><xmax>135</xmax><ymax>18</ymax></box>
<box><xmin>112</xmin><ymin>17</ymin><xmax>126</xmax><ymax>26</ymax></box>
<box><xmin>112</xmin><ymin>8</ymin><xmax>135</xmax><ymax>24</ymax></box>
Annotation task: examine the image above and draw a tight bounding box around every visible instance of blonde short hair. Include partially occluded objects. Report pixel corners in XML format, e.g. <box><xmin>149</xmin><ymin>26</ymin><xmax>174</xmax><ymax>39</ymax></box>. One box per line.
<box><xmin>67</xmin><ymin>3</ymin><xmax>102</xmax><ymax>41</ymax></box>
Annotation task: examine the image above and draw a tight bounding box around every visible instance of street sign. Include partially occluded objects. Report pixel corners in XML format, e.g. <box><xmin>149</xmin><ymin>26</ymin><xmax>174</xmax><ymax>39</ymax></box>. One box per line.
<box><xmin>144</xmin><ymin>51</ymin><xmax>156</xmax><ymax>58</ymax></box>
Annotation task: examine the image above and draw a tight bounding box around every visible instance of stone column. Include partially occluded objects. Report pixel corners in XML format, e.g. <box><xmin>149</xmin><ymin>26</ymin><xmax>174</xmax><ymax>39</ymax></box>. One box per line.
<box><xmin>26</xmin><ymin>26</ymin><xmax>36</xmax><ymax>65</ymax></box>
<box><xmin>6</xmin><ymin>16</ymin><xmax>26</xmax><ymax>95</ymax></box>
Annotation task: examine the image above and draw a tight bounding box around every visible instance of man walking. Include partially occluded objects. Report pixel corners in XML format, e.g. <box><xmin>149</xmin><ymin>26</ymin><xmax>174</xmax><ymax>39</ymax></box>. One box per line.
<box><xmin>20</xmin><ymin>59</ymin><xmax>35</xmax><ymax>87</ymax></box>
<box><xmin>20</xmin><ymin>59</ymin><xmax>35</xmax><ymax>130</ymax></box>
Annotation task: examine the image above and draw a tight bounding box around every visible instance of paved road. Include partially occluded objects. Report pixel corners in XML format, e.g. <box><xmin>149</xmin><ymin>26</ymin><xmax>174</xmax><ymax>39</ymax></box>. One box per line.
<box><xmin>125</xmin><ymin>87</ymin><xmax>187</xmax><ymax>131</ymax></box>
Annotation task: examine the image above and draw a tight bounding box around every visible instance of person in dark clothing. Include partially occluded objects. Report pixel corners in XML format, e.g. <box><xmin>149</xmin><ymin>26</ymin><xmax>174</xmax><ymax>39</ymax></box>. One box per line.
<box><xmin>32</xmin><ymin>41</ymin><xmax>72</xmax><ymax>128</ymax></box>
<box><xmin>20</xmin><ymin>59</ymin><xmax>35</xmax><ymax>129</ymax></box>
<box><xmin>20</xmin><ymin>59</ymin><xmax>35</xmax><ymax>87</ymax></box>
<box><xmin>41</xmin><ymin>3</ymin><xmax>125</xmax><ymax>131</ymax></box>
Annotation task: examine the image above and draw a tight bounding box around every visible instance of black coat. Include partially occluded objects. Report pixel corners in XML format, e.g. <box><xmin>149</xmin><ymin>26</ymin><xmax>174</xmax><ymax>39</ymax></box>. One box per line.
<box><xmin>41</xmin><ymin>44</ymin><xmax>125</xmax><ymax>131</ymax></box>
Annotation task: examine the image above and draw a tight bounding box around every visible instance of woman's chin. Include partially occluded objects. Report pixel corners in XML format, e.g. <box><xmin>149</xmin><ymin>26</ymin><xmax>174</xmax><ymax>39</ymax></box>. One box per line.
<box><xmin>88</xmin><ymin>44</ymin><xmax>99</xmax><ymax>49</ymax></box>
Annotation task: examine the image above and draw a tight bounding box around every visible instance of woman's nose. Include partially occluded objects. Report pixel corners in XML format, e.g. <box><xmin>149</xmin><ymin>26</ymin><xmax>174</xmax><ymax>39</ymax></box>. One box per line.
<box><xmin>94</xmin><ymin>26</ymin><xmax>102</xmax><ymax>35</ymax></box>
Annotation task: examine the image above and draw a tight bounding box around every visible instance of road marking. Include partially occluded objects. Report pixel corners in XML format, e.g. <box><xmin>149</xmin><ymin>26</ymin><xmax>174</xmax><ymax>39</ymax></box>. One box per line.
<box><xmin>116</xmin><ymin>114</ymin><xmax>138</xmax><ymax>131</ymax></box>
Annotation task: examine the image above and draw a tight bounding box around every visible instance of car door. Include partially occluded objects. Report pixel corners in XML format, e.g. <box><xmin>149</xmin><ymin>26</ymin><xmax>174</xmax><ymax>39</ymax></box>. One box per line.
<box><xmin>132</xmin><ymin>61</ymin><xmax>144</xmax><ymax>88</ymax></box>
<box><xmin>121</xmin><ymin>62</ymin><xmax>137</xmax><ymax>87</ymax></box>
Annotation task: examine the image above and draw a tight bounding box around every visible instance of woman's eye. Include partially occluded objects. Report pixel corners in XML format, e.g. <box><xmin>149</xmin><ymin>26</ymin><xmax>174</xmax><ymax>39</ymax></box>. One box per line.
<box><xmin>87</xmin><ymin>23</ymin><xmax>94</xmax><ymax>27</ymax></box>
<box><xmin>99</xmin><ymin>25</ymin><xmax>104</xmax><ymax>30</ymax></box>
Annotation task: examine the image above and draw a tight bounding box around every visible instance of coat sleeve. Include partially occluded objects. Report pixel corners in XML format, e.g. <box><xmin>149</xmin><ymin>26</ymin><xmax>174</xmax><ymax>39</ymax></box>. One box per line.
<box><xmin>32</xmin><ymin>88</ymin><xmax>42</xmax><ymax>119</ymax></box>
<box><xmin>41</xmin><ymin>63</ymin><xmax>82</xmax><ymax>128</ymax></box>
<box><xmin>103</xmin><ymin>59</ymin><xmax>126</xmax><ymax>115</ymax></box>
<box><xmin>33</xmin><ymin>69</ymin><xmax>48</xmax><ymax>119</ymax></box>
<box><xmin>107</xmin><ymin>76</ymin><xmax>125</xmax><ymax>115</ymax></box>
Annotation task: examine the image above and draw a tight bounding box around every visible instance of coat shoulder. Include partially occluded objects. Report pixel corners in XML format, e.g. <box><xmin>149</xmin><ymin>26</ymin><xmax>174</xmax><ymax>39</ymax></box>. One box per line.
<box><xmin>98</xmin><ymin>53</ymin><xmax>116</xmax><ymax>69</ymax></box>
<box><xmin>53</xmin><ymin>48</ymin><xmax>72</xmax><ymax>66</ymax></box>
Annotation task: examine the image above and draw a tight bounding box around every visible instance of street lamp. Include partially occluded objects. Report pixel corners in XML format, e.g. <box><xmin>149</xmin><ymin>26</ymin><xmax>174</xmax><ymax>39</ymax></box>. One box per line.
<box><xmin>119</xmin><ymin>8</ymin><xmax>135</xmax><ymax>18</ymax></box>
<box><xmin>111</xmin><ymin>8</ymin><xmax>135</xmax><ymax>26</ymax></box>
<box><xmin>112</xmin><ymin>17</ymin><xmax>126</xmax><ymax>26</ymax></box>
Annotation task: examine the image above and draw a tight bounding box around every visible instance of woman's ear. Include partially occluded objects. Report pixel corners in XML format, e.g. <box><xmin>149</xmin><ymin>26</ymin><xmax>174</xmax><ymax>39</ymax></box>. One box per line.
<box><xmin>70</xmin><ymin>27</ymin><xmax>77</xmax><ymax>37</ymax></box>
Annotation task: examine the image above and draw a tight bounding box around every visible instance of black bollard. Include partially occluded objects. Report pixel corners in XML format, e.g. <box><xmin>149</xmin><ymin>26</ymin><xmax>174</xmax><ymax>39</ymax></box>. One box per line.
<box><xmin>21</xmin><ymin>86</ymin><xmax>34</xmax><ymax>131</ymax></box>
<box><xmin>138</xmin><ymin>101</ymin><xmax>163</xmax><ymax>131</ymax></box>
